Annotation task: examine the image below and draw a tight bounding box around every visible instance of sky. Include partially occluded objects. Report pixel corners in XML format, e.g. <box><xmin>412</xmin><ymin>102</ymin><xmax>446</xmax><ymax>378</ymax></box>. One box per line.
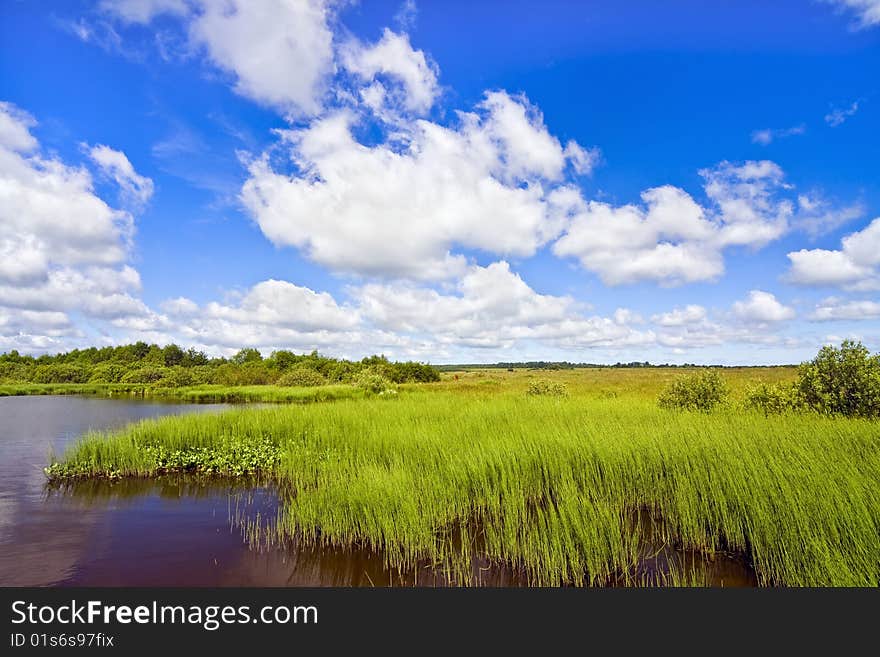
<box><xmin>0</xmin><ymin>0</ymin><xmax>878</xmax><ymax>364</ymax></box>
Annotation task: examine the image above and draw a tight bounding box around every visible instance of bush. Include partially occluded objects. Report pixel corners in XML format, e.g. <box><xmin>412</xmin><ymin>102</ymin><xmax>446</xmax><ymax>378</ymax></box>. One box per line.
<box><xmin>743</xmin><ymin>382</ymin><xmax>802</xmax><ymax>415</ymax></box>
<box><xmin>156</xmin><ymin>366</ymin><xmax>196</xmax><ymax>388</ymax></box>
<box><xmin>526</xmin><ymin>379</ymin><xmax>569</xmax><ymax>397</ymax></box>
<box><xmin>354</xmin><ymin>369</ymin><xmax>396</xmax><ymax>394</ymax></box>
<box><xmin>88</xmin><ymin>363</ymin><xmax>127</xmax><ymax>383</ymax></box>
<box><xmin>212</xmin><ymin>362</ymin><xmax>273</xmax><ymax>386</ymax></box>
<box><xmin>32</xmin><ymin>363</ymin><xmax>90</xmax><ymax>384</ymax></box>
<box><xmin>388</xmin><ymin>361</ymin><xmax>441</xmax><ymax>383</ymax></box>
<box><xmin>796</xmin><ymin>340</ymin><xmax>880</xmax><ymax>418</ymax></box>
<box><xmin>121</xmin><ymin>366</ymin><xmax>166</xmax><ymax>384</ymax></box>
<box><xmin>323</xmin><ymin>360</ymin><xmax>359</xmax><ymax>383</ymax></box>
<box><xmin>276</xmin><ymin>366</ymin><xmax>327</xmax><ymax>387</ymax></box>
<box><xmin>658</xmin><ymin>369</ymin><xmax>729</xmax><ymax>412</ymax></box>
<box><xmin>0</xmin><ymin>361</ymin><xmax>31</xmax><ymax>383</ymax></box>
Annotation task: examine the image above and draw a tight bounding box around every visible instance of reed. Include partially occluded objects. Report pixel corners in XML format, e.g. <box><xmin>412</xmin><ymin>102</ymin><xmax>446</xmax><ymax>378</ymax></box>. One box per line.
<box><xmin>47</xmin><ymin>386</ymin><xmax>880</xmax><ymax>587</ymax></box>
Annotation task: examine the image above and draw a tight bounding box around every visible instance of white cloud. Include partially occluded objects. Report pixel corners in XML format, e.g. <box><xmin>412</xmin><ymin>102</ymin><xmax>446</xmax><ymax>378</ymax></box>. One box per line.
<box><xmin>825</xmin><ymin>101</ymin><xmax>860</xmax><ymax>127</ymax></box>
<box><xmin>203</xmin><ymin>279</ymin><xmax>359</xmax><ymax>331</ymax></box>
<box><xmin>87</xmin><ymin>144</ymin><xmax>154</xmax><ymax>206</ymax></box>
<box><xmin>651</xmin><ymin>305</ymin><xmax>707</xmax><ymax>327</ymax></box>
<box><xmin>0</xmin><ymin>266</ymin><xmax>147</xmax><ymax>319</ymax></box>
<box><xmin>732</xmin><ymin>290</ymin><xmax>795</xmax><ymax>323</ymax></box>
<box><xmin>0</xmin><ymin>102</ymin><xmax>38</xmax><ymax>152</ymax></box>
<box><xmin>553</xmin><ymin>161</ymin><xmax>791</xmax><ymax>286</ymax></box>
<box><xmin>613</xmin><ymin>308</ymin><xmax>643</xmax><ymax>325</ymax></box>
<box><xmin>809</xmin><ymin>297</ymin><xmax>880</xmax><ymax>321</ymax></box>
<box><xmin>826</xmin><ymin>1</ymin><xmax>880</xmax><ymax>28</ymax></box>
<box><xmin>786</xmin><ymin>217</ymin><xmax>880</xmax><ymax>289</ymax></box>
<box><xmin>0</xmin><ymin>101</ymin><xmax>151</xmax><ymax>349</ymax></box>
<box><xmin>102</xmin><ymin>0</ymin><xmax>335</xmax><ymax>116</ymax></box>
<box><xmin>99</xmin><ymin>0</ymin><xmax>190</xmax><ymax>24</ymax></box>
<box><xmin>0</xmin><ymin>103</ymin><xmax>134</xmax><ymax>283</ymax></box>
<box><xmin>188</xmin><ymin>0</ymin><xmax>334</xmax><ymax>115</ymax></box>
<box><xmin>794</xmin><ymin>192</ymin><xmax>864</xmax><ymax>237</ymax></box>
<box><xmin>341</xmin><ymin>28</ymin><xmax>439</xmax><ymax>115</ymax></box>
<box><xmin>127</xmin><ymin>280</ymin><xmax>389</xmax><ymax>357</ymax></box>
<box><xmin>750</xmin><ymin>124</ymin><xmax>806</xmax><ymax>145</ymax></box>
<box><xmin>242</xmin><ymin>91</ymin><xmax>594</xmax><ymax>280</ymax></box>
<box><xmin>160</xmin><ymin>296</ymin><xmax>199</xmax><ymax>315</ymax></box>
<box><xmin>353</xmin><ymin>261</ymin><xmax>654</xmax><ymax>351</ymax></box>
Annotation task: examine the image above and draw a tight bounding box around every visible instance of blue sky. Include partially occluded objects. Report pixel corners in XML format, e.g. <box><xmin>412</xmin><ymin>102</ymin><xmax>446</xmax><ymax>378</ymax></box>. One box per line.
<box><xmin>0</xmin><ymin>0</ymin><xmax>878</xmax><ymax>364</ymax></box>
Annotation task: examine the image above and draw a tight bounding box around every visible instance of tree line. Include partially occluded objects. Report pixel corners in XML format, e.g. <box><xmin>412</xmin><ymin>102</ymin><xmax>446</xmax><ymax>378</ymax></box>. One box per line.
<box><xmin>0</xmin><ymin>343</ymin><xmax>440</xmax><ymax>388</ymax></box>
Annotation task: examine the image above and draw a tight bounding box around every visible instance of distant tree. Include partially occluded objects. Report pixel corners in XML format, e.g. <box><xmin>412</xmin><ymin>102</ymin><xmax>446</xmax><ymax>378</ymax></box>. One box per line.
<box><xmin>232</xmin><ymin>348</ymin><xmax>263</xmax><ymax>365</ymax></box>
<box><xmin>163</xmin><ymin>344</ymin><xmax>185</xmax><ymax>367</ymax></box>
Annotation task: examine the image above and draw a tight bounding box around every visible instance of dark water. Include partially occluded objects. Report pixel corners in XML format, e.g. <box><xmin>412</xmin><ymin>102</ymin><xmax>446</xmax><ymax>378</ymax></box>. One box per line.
<box><xmin>0</xmin><ymin>396</ymin><xmax>757</xmax><ymax>587</ymax></box>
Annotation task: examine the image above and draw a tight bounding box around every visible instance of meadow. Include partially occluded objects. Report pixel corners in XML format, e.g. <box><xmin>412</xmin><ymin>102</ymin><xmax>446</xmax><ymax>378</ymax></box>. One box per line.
<box><xmin>44</xmin><ymin>365</ymin><xmax>880</xmax><ymax>587</ymax></box>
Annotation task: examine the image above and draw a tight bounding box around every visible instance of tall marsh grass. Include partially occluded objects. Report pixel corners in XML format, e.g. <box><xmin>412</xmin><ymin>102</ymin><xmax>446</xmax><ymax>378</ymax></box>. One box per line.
<box><xmin>47</xmin><ymin>390</ymin><xmax>880</xmax><ymax>587</ymax></box>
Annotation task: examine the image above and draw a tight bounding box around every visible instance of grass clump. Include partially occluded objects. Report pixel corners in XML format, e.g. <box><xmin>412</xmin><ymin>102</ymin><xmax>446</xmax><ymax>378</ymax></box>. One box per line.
<box><xmin>658</xmin><ymin>369</ymin><xmax>729</xmax><ymax>412</ymax></box>
<box><xmin>525</xmin><ymin>379</ymin><xmax>569</xmax><ymax>397</ymax></box>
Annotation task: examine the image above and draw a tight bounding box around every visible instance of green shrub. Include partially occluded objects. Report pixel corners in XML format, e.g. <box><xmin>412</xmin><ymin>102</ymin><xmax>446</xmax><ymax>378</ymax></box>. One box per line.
<box><xmin>743</xmin><ymin>382</ymin><xmax>803</xmax><ymax>415</ymax></box>
<box><xmin>121</xmin><ymin>366</ymin><xmax>166</xmax><ymax>384</ymax></box>
<box><xmin>88</xmin><ymin>363</ymin><xmax>127</xmax><ymax>383</ymax></box>
<box><xmin>212</xmin><ymin>362</ymin><xmax>273</xmax><ymax>386</ymax></box>
<box><xmin>526</xmin><ymin>379</ymin><xmax>569</xmax><ymax>397</ymax></box>
<box><xmin>354</xmin><ymin>369</ymin><xmax>396</xmax><ymax>394</ymax></box>
<box><xmin>276</xmin><ymin>366</ymin><xmax>327</xmax><ymax>387</ymax></box>
<box><xmin>658</xmin><ymin>369</ymin><xmax>729</xmax><ymax>412</ymax></box>
<box><xmin>156</xmin><ymin>366</ymin><xmax>196</xmax><ymax>388</ymax></box>
<box><xmin>32</xmin><ymin>363</ymin><xmax>90</xmax><ymax>384</ymax></box>
<box><xmin>796</xmin><ymin>340</ymin><xmax>880</xmax><ymax>418</ymax></box>
<box><xmin>0</xmin><ymin>361</ymin><xmax>31</xmax><ymax>383</ymax></box>
<box><xmin>388</xmin><ymin>361</ymin><xmax>441</xmax><ymax>383</ymax></box>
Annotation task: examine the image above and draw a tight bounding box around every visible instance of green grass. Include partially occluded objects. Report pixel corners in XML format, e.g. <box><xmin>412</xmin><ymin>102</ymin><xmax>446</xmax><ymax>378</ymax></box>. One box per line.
<box><xmin>46</xmin><ymin>386</ymin><xmax>880</xmax><ymax>587</ymax></box>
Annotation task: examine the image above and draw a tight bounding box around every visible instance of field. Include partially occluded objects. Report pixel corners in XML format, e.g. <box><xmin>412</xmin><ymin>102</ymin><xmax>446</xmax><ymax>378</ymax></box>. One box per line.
<box><xmin>45</xmin><ymin>367</ymin><xmax>880</xmax><ymax>587</ymax></box>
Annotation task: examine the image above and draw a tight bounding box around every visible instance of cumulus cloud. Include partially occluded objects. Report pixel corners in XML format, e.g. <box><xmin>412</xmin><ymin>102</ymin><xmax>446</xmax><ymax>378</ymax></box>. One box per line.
<box><xmin>353</xmin><ymin>261</ymin><xmax>653</xmax><ymax>351</ymax></box>
<box><xmin>731</xmin><ymin>290</ymin><xmax>795</xmax><ymax>323</ymax></box>
<box><xmin>651</xmin><ymin>305</ymin><xmax>707</xmax><ymax>327</ymax></box>
<box><xmin>750</xmin><ymin>124</ymin><xmax>806</xmax><ymax>145</ymax></box>
<box><xmin>650</xmin><ymin>299</ymin><xmax>798</xmax><ymax>351</ymax></box>
<box><xmin>553</xmin><ymin>161</ymin><xmax>792</xmax><ymax>286</ymax></box>
<box><xmin>188</xmin><ymin>0</ymin><xmax>334</xmax><ymax>115</ymax></box>
<box><xmin>133</xmin><ymin>280</ymin><xmax>398</xmax><ymax>357</ymax></box>
<box><xmin>825</xmin><ymin>101</ymin><xmax>860</xmax><ymax>126</ymax></box>
<box><xmin>786</xmin><ymin>217</ymin><xmax>880</xmax><ymax>290</ymax></box>
<box><xmin>116</xmin><ymin>264</ymin><xmax>655</xmax><ymax>359</ymax></box>
<box><xmin>0</xmin><ymin>101</ymin><xmax>151</xmax><ymax>350</ymax></box>
<box><xmin>340</xmin><ymin>28</ymin><xmax>439</xmax><ymax>115</ymax></box>
<box><xmin>242</xmin><ymin>91</ymin><xmax>596</xmax><ymax>280</ymax></box>
<box><xmin>0</xmin><ymin>103</ymin><xmax>135</xmax><ymax>285</ymax></box>
<box><xmin>101</xmin><ymin>0</ymin><xmax>335</xmax><ymax>115</ymax></box>
<box><xmin>87</xmin><ymin>144</ymin><xmax>154</xmax><ymax>206</ymax></box>
<box><xmin>809</xmin><ymin>297</ymin><xmax>880</xmax><ymax>321</ymax></box>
